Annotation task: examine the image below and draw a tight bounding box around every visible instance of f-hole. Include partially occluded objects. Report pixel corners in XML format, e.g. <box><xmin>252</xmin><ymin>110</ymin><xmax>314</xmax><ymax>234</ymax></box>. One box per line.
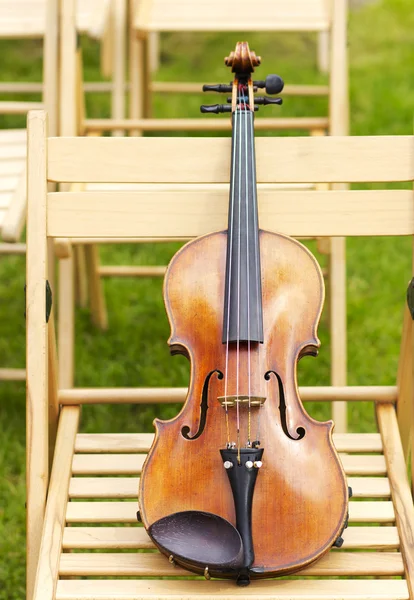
<box><xmin>181</xmin><ymin>369</ymin><xmax>223</xmax><ymax>440</ymax></box>
<box><xmin>264</xmin><ymin>370</ymin><xmax>305</xmax><ymax>441</ymax></box>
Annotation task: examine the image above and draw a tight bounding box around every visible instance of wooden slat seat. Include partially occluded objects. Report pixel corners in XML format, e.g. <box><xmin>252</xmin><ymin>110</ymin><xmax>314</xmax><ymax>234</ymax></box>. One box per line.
<box><xmin>53</xmin><ymin>426</ymin><xmax>405</xmax><ymax>594</ymax></box>
<box><xmin>55</xmin><ymin>579</ymin><xmax>410</xmax><ymax>600</ymax></box>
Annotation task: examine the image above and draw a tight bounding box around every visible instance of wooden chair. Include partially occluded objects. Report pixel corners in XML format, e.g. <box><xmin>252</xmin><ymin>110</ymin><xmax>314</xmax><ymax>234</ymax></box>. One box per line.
<box><xmin>0</xmin><ymin>0</ymin><xmax>127</xmax><ymax>124</ymax></box>
<box><xmin>129</xmin><ymin>0</ymin><xmax>346</xmax><ymax>131</ymax></box>
<box><xmin>27</xmin><ymin>110</ymin><xmax>414</xmax><ymax>600</ymax></box>
<box><xmin>0</xmin><ymin>0</ymin><xmax>126</xmax><ymax>383</ymax></box>
<box><xmin>0</xmin><ymin>0</ymin><xmax>59</xmax><ymax>384</ymax></box>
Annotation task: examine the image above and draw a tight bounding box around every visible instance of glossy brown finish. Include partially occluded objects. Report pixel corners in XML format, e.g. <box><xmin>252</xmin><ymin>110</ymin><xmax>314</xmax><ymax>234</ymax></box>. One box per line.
<box><xmin>225</xmin><ymin>42</ymin><xmax>261</xmax><ymax>74</ymax></box>
<box><xmin>140</xmin><ymin>230</ymin><xmax>348</xmax><ymax>577</ymax></box>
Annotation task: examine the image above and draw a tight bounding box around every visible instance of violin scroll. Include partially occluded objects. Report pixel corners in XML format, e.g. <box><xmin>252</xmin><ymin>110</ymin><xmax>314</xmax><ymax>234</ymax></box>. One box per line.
<box><xmin>225</xmin><ymin>41</ymin><xmax>261</xmax><ymax>74</ymax></box>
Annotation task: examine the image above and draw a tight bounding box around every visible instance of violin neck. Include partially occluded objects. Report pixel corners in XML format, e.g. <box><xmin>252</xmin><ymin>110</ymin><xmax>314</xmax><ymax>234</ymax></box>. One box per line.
<box><xmin>222</xmin><ymin>110</ymin><xmax>264</xmax><ymax>344</ymax></box>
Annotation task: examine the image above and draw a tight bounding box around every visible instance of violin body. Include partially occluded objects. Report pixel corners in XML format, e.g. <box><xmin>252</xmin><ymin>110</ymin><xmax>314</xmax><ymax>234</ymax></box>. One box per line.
<box><xmin>140</xmin><ymin>229</ymin><xmax>348</xmax><ymax>577</ymax></box>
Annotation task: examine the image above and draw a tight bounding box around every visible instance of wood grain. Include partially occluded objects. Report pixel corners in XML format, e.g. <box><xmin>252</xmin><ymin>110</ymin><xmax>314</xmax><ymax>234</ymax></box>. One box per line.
<box><xmin>56</xmin><ymin>578</ymin><xmax>410</xmax><ymax>600</ymax></box>
<box><xmin>47</xmin><ymin>136</ymin><xmax>414</xmax><ymax>184</ymax></box>
<box><xmin>47</xmin><ymin>189</ymin><xmax>414</xmax><ymax>238</ymax></box>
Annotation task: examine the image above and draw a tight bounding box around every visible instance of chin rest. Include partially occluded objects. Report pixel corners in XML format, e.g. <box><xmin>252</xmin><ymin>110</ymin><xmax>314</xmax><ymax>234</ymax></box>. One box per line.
<box><xmin>148</xmin><ymin>510</ymin><xmax>244</xmax><ymax>572</ymax></box>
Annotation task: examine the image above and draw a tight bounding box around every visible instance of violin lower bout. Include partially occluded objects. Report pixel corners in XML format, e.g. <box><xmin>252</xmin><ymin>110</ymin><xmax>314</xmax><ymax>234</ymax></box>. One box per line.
<box><xmin>139</xmin><ymin>230</ymin><xmax>348</xmax><ymax>579</ymax></box>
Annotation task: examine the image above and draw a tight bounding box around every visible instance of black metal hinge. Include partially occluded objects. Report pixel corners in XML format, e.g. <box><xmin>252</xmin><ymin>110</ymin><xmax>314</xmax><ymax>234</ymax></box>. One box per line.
<box><xmin>407</xmin><ymin>278</ymin><xmax>414</xmax><ymax>320</ymax></box>
<box><xmin>24</xmin><ymin>280</ymin><xmax>52</xmax><ymax>322</ymax></box>
<box><xmin>46</xmin><ymin>280</ymin><xmax>52</xmax><ymax>322</ymax></box>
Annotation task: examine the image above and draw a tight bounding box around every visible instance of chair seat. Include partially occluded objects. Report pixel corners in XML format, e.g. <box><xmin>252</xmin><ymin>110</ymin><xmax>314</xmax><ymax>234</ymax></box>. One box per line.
<box><xmin>0</xmin><ymin>129</ymin><xmax>26</xmax><ymax>242</ymax></box>
<box><xmin>56</xmin><ymin>430</ymin><xmax>409</xmax><ymax>599</ymax></box>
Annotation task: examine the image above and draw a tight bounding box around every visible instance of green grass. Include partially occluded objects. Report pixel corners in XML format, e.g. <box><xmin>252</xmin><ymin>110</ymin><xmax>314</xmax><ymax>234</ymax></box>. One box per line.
<box><xmin>0</xmin><ymin>0</ymin><xmax>414</xmax><ymax>597</ymax></box>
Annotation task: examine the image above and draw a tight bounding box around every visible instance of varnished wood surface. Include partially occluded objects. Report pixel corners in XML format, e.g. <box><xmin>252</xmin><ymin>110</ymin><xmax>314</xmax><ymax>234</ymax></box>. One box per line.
<box><xmin>140</xmin><ymin>231</ymin><xmax>348</xmax><ymax>576</ymax></box>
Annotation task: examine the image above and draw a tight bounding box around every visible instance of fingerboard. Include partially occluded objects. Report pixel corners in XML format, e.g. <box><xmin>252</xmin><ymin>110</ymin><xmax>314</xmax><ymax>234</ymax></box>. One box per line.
<box><xmin>222</xmin><ymin>110</ymin><xmax>264</xmax><ymax>344</ymax></box>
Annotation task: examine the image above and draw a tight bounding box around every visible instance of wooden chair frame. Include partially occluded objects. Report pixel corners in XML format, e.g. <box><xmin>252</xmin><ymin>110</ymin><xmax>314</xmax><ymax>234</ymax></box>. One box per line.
<box><xmin>129</xmin><ymin>0</ymin><xmax>346</xmax><ymax>131</ymax></box>
<box><xmin>0</xmin><ymin>0</ymin><xmax>59</xmax><ymax>385</ymax></box>
<box><xmin>27</xmin><ymin>110</ymin><xmax>414</xmax><ymax>600</ymax></box>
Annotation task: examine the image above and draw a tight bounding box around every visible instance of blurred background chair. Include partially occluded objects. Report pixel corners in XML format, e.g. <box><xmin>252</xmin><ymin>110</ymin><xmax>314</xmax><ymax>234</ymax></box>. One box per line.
<box><xmin>0</xmin><ymin>0</ymin><xmax>58</xmax><ymax>384</ymax></box>
<box><xmin>0</xmin><ymin>0</ymin><xmax>127</xmax><ymax>383</ymax></box>
<box><xmin>58</xmin><ymin>0</ymin><xmax>349</xmax><ymax>432</ymax></box>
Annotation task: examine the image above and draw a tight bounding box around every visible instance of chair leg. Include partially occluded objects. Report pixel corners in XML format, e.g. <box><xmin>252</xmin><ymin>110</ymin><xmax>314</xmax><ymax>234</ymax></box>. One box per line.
<box><xmin>330</xmin><ymin>236</ymin><xmax>347</xmax><ymax>432</ymax></box>
<box><xmin>74</xmin><ymin>245</ymin><xmax>88</xmax><ymax>309</ymax></box>
<box><xmin>317</xmin><ymin>30</ymin><xmax>330</xmax><ymax>73</ymax></box>
<box><xmin>149</xmin><ymin>32</ymin><xmax>160</xmax><ymax>73</ymax></box>
<box><xmin>112</xmin><ymin>0</ymin><xmax>126</xmax><ymax>135</ymax></box>
<box><xmin>129</xmin><ymin>10</ymin><xmax>149</xmax><ymax>131</ymax></box>
<box><xmin>129</xmin><ymin>6</ymin><xmax>142</xmax><ymax>133</ymax></box>
<box><xmin>58</xmin><ymin>254</ymin><xmax>75</xmax><ymax>388</ymax></box>
<box><xmin>85</xmin><ymin>244</ymin><xmax>108</xmax><ymax>330</ymax></box>
<box><xmin>32</xmin><ymin>407</ymin><xmax>80</xmax><ymax>600</ymax></box>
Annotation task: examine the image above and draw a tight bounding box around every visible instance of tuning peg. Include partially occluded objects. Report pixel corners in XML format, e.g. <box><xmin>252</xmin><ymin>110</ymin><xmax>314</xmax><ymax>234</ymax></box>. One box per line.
<box><xmin>253</xmin><ymin>74</ymin><xmax>284</xmax><ymax>95</ymax></box>
<box><xmin>255</xmin><ymin>97</ymin><xmax>283</xmax><ymax>106</ymax></box>
<box><xmin>200</xmin><ymin>104</ymin><xmax>232</xmax><ymax>114</ymax></box>
<box><xmin>226</xmin><ymin>97</ymin><xmax>261</xmax><ymax>109</ymax></box>
<box><xmin>202</xmin><ymin>84</ymin><xmax>232</xmax><ymax>93</ymax></box>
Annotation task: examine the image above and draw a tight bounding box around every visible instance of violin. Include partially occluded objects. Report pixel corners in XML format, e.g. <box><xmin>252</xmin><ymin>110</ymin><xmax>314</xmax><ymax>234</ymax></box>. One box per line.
<box><xmin>139</xmin><ymin>42</ymin><xmax>349</xmax><ymax>586</ymax></box>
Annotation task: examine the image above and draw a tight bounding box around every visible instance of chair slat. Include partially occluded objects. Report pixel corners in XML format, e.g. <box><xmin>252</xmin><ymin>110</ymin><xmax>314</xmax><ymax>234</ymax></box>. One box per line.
<box><xmin>47</xmin><ymin>136</ymin><xmax>414</xmax><ymax>184</ymax></box>
<box><xmin>75</xmin><ymin>433</ymin><xmax>153</xmax><ymax>453</ymax></box>
<box><xmin>0</xmin><ymin>129</ymin><xmax>27</xmax><ymax>143</ymax></box>
<box><xmin>72</xmin><ymin>454</ymin><xmax>146</xmax><ymax>475</ymax></box>
<box><xmin>71</xmin><ymin>453</ymin><xmax>386</xmax><ymax>476</ymax></box>
<box><xmin>0</xmin><ymin>145</ymin><xmax>26</xmax><ymax>159</ymax></box>
<box><xmin>47</xmin><ymin>189</ymin><xmax>414</xmax><ymax>239</ymax></box>
<box><xmin>74</xmin><ymin>432</ymin><xmax>383</xmax><ymax>453</ymax></box>
<box><xmin>56</xmin><ymin>578</ymin><xmax>410</xmax><ymax>600</ymax></box>
<box><xmin>83</xmin><ymin>117</ymin><xmax>330</xmax><ymax>133</ymax></box>
<box><xmin>0</xmin><ymin>177</ymin><xmax>19</xmax><ymax>192</ymax></box>
<box><xmin>62</xmin><ymin>525</ymin><xmax>400</xmax><ymax>551</ymax></box>
<box><xmin>58</xmin><ymin>551</ymin><xmax>404</xmax><ymax>577</ymax></box>
<box><xmin>58</xmin><ymin>385</ymin><xmax>398</xmax><ymax>406</ymax></box>
<box><xmin>65</xmin><ymin>500</ymin><xmax>395</xmax><ymax>524</ymax></box>
<box><xmin>62</xmin><ymin>526</ymin><xmax>153</xmax><ymax>549</ymax></box>
<box><xmin>68</xmin><ymin>476</ymin><xmax>391</xmax><ymax>500</ymax></box>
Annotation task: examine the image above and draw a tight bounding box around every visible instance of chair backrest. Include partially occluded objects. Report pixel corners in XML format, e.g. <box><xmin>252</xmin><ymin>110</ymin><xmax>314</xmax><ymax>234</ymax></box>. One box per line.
<box><xmin>44</xmin><ymin>134</ymin><xmax>413</xmax><ymax>239</ymax></box>
<box><xmin>133</xmin><ymin>0</ymin><xmax>347</xmax><ymax>135</ymax></box>
<box><xmin>27</xmin><ymin>110</ymin><xmax>414</xmax><ymax>371</ymax></box>
<box><xmin>27</xmin><ymin>110</ymin><xmax>414</xmax><ymax>405</ymax></box>
<box><xmin>61</xmin><ymin>0</ymin><xmax>347</xmax><ymax>136</ymax></box>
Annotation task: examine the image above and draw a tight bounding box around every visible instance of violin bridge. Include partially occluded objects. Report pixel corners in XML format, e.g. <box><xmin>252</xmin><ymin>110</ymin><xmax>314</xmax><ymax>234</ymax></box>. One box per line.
<box><xmin>218</xmin><ymin>395</ymin><xmax>266</xmax><ymax>408</ymax></box>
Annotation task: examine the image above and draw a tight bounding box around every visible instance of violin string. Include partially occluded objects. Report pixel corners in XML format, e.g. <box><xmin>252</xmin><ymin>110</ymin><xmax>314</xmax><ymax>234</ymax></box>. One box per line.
<box><xmin>236</xmin><ymin>82</ymin><xmax>242</xmax><ymax>463</ymax></box>
<box><xmin>224</xmin><ymin>88</ymin><xmax>238</xmax><ymax>448</ymax></box>
<box><xmin>250</xmin><ymin>102</ymin><xmax>262</xmax><ymax>445</ymax></box>
<box><xmin>243</xmin><ymin>83</ymin><xmax>252</xmax><ymax>447</ymax></box>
